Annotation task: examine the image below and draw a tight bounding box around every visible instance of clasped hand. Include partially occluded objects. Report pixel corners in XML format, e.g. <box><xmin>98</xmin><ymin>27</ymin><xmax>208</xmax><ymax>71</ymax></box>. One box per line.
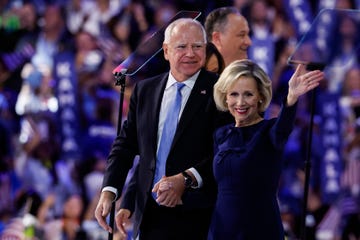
<box><xmin>152</xmin><ymin>174</ymin><xmax>185</xmax><ymax>207</ymax></box>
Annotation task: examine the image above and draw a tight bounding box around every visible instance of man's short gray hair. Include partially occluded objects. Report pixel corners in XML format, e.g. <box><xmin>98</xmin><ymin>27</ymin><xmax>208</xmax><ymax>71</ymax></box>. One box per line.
<box><xmin>163</xmin><ymin>18</ymin><xmax>207</xmax><ymax>44</ymax></box>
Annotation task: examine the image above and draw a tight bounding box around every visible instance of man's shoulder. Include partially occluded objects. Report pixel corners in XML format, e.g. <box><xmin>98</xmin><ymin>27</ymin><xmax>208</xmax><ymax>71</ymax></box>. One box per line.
<box><xmin>134</xmin><ymin>72</ymin><xmax>168</xmax><ymax>90</ymax></box>
<box><xmin>199</xmin><ymin>69</ymin><xmax>218</xmax><ymax>82</ymax></box>
<box><xmin>135</xmin><ymin>69</ymin><xmax>218</xmax><ymax>88</ymax></box>
<box><xmin>140</xmin><ymin>72</ymin><xmax>167</xmax><ymax>83</ymax></box>
<box><xmin>193</xmin><ymin>69</ymin><xmax>218</xmax><ymax>90</ymax></box>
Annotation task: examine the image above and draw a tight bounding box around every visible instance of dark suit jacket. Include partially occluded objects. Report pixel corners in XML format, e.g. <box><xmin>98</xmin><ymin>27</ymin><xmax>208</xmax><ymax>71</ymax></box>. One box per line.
<box><xmin>102</xmin><ymin>69</ymin><xmax>230</xmax><ymax>237</ymax></box>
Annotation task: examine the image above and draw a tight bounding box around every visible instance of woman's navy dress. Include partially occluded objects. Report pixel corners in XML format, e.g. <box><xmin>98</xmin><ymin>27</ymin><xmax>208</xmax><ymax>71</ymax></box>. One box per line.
<box><xmin>208</xmin><ymin>102</ymin><xmax>297</xmax><ymax>240</ymax></box>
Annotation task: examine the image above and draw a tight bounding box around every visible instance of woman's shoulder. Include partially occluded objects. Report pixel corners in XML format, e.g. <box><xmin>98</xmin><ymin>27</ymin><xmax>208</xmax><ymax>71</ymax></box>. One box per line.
<box><xmin>214</xmin><ymin>124</ymin><xmax>234</xmax><ymax>141</ymax></box>
<box><xmin>215</xmin><ymin>123</ymin><xmax>233</xmax><ymax>133</ymax></box>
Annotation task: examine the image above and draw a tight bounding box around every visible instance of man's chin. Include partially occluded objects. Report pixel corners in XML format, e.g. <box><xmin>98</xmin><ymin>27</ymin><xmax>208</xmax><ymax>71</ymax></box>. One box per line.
<box><xmin>239</xmin><ymin>53</ymin><xmax>248</xmax><ymax>60</ymax></box>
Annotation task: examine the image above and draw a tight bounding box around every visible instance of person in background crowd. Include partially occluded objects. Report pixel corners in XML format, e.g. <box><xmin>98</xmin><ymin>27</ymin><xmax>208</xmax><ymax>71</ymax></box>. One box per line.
<box><xmin>205</xmin><ymin>42</ymin><xmax>225</xmax><ymax>75</ymax></box>
<box><xmin>204</xmin><ymin>6</ymin><xmax>252</xmax><ymax>67</ymax></box>
<box><xmin>326</xmin><ymin>12</ymin><xmax>360</xmax><ymax>93</ymax></box>
<box><xmin>79</xmin><ymin>95</ymin><xmax>117</xmax><ymax>204</ymax></box>
<box><xmin>30</xmin><ymin>2</ymin><xmax>74</xmax><ymax>70</ymax></box>
<box><xmin>0</xmin><ymin>108</ymin><xmax>19</xmax><ymax>234</ymax></box>
<box><xmin>95</xmin><ymin>18</ymin><xmax>229</xmax><ymax>240</ymax></box>
<box><xmin>338</xmin><ymin>128</ymin><xmax>360</xmax><ymax>240</ymax></box>
<box><xmin>340</xmin><ymin>66</ymin><xmax>360</xmax><ymax>142</ymax></box>
<box><xmin>41</xmin><ymin>194</ymin><xmax>86</xmax><ymax>240</ymax></box>
<box><xmin>208</xmin><ymin>59</ymin><xmax>324</xmax><ymax>239</ymax></box>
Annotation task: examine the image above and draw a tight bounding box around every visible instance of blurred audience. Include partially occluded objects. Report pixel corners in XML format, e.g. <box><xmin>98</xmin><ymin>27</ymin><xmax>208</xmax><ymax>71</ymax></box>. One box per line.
<box><xmin>1</xmin><ymin>1</ymin><xmax>360</xmax><ymax>239</ymax></box>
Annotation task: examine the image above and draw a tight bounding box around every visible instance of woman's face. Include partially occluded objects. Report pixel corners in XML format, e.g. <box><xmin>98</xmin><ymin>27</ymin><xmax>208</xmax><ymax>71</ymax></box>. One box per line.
<box><xmin>226</xmin><ymin>76</ymin><xmax>262</xmax><ymax>127</ymax></box>
<box><xmin>205</xmin><ymin>54</ymin><xmax>220</xmax><ymax>73</ymax></box>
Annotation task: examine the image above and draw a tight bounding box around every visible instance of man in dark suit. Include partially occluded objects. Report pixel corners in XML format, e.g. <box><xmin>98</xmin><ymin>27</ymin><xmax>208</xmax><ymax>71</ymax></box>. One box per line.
<box><xmin>95</xmin><ymin>18</ymin><xmax>227</xmax><ymax>240</ymax></box>
<box><xmin>204</xmin><ymin>6</ymin><xmax>252</xmax><ymax>67</ymax></box>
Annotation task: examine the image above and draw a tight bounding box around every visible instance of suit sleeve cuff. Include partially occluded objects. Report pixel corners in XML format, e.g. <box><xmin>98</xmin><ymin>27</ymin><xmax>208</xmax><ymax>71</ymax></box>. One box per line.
<box><xmin>188</xmin><ymin>167</ymin><xmax>203</xmax><ymax>188</ymax></box>
<box><xmin>102</xmin><ymin>186</ymin><xmax>118</xmax><ymax>201</ymax></box>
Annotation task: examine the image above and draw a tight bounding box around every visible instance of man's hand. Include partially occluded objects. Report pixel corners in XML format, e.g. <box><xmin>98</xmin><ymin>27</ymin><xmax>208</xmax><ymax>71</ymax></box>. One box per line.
<box><xmin>115</xmin><ymin>208</ymin><xmax>131</xmax><ymax>240</ymax></box>
<box><xmin>94</xmin><ymin>191</ymin><xmax>116</xmax><ymax>233</ymax></box>
<box><xmin>152</xmin><ymin>174</ymin><xmax>185</xmax><ymax>207</ymax></box>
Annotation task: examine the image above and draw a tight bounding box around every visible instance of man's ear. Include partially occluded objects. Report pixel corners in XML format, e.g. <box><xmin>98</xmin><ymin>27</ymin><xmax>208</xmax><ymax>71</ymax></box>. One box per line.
<box><xmin>163</xmin><ymin>43</ymin><xmax>169</xmax><ymax>60</ymax></box>
<box><xmin>211</xmin><ymin>32</ymin><xmax>221</xmax><ymax>46</ymax></box>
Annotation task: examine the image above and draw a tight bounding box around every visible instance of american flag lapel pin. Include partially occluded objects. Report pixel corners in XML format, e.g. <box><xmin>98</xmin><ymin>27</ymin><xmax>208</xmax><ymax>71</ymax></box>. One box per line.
<box><xmin>200</xmin><ymin>90</ymin><xmax>206</xmax><ymax>94</ymax></box>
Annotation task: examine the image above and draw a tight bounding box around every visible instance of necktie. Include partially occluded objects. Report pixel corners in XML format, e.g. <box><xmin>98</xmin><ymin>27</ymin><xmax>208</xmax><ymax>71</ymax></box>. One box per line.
<box><xmin>153</xmin><ymin>82</ymin><xmax>185</xmax><ymax>200</ymax></box>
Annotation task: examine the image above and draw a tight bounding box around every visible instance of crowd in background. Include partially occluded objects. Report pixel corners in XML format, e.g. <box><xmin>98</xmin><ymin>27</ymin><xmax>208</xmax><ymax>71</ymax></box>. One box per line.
<box><xmin>0</xmin><ymin>0</ymin><xmax>360</xmax><ymax>239</ymax></box>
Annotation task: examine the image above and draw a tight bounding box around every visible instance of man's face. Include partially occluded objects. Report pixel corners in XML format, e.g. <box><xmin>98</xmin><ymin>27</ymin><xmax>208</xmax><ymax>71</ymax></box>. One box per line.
<box><xmin>213</xmin><ymin>14</ymin><xmax>252</xmax><ymax>66</ymax></box>
<box><xmin>163</xmin><ymin>23</ymin><xmax>206</xmax><ymax>81</ymax></box>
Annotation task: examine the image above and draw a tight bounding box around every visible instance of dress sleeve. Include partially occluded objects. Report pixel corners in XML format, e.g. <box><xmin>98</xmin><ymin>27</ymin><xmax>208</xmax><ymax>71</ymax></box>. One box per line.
<box><xmin>213</xmin><ymin>124</ymin><xmax>232</xmax><ymax>155</ymax></box>
<box><xmin>270</xmin><ymin>98</ymin><xmax>298</xmax><ymax>149</ymax></box>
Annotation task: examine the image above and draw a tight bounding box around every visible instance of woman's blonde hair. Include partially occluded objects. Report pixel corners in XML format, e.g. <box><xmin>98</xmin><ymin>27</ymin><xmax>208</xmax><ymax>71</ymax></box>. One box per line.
<box><xmin>214</xmin><ymin>59</ymin><xmax>272</xmax><ymax>113</ymax></box>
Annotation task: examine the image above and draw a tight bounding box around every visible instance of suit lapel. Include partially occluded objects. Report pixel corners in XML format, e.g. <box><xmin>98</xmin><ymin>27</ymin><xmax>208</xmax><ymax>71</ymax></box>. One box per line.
<box><xmin>149</xmin><ymin>74</ymin><xmax>168</xmax><ymax>155</ymax></box>
<box><xmin>172</xmin><ymin>70</ymin><xmax>214</xmax><ymax>144</ymax></box>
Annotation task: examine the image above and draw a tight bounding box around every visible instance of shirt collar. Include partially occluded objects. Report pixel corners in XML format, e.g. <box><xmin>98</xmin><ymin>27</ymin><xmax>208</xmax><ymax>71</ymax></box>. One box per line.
<box><xmin>166</xmin><ymin>70</ymin><xmax>200</xmax><ymax>90</ymax></box>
